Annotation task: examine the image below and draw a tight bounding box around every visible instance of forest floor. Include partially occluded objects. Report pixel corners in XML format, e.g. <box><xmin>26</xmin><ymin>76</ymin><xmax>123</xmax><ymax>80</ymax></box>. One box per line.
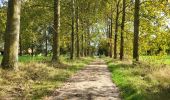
<box><xmin>44</xmin><ymin>60</ymin><xmax>121</xmax><ymax>100</ymax></box>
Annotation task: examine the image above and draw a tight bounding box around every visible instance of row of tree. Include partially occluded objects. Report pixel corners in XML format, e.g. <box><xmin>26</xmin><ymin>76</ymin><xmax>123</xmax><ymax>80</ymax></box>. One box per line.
<box><xmin>0</xmin><ymin>0</ymin><xmax>170</xmax><ymax>69</ymax></box>
<box><xmin>104</xmin><ymin>0</ymin><xmax>170</xmax><ymax>60</ymax></box>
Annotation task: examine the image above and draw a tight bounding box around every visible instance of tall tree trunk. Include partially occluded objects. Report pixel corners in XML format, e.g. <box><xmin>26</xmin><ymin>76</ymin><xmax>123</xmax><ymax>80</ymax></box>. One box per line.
<box><xmin>45</xmin><ymin>31</ymin><xmax>48</xmax><ymax>57</ymax></box>
<box><xmin>120</xmin><ymin>0</ymin><xmax>126</xmax><ymax>60</ymax></box>
<box><xmin>19</xmin><ymin>35</ymin><xmax>22</xmax><ymax>56</ymax></box>
<box><xmin>85</xmin><ymin>31</ymin><xmax>87</xmax><ymax>56</ymax></box>
<box><xmin>133</xmin><ymin>0</ymin><xmax>140</xmax><ymax>61</ymax></box>
<box><xmin>70</xmin><ymin>0</ymin><xmax>75</xmax><ymax>60</ymax></box>
<box><xmin>1</xmin><ymin>0</ymin><xmax>21</xmax><ymax>70</ymax></box>
<box><xmin>81</xmin><ymin>33</ymin><xmax>84</xmax><ymax>57</ymax></box>
<box><xmin>81</xmin><ymin>22</ymin><xmax>84</xmax><ymax>57</ymax></box>
<box><xmin>107</xmin><ymin>17</ymin><xmax>111</xmax><ymax>57</ymax></box>
<box><xmin>31</xmin><ymin>42</ymin><xmax>34</xmax><ymax>57</ymax></box>
<box><xmin>76</xmin><ymin>6</ymin><xmax>80</xmax><ymax>58</ymax></box>
<box><xmin>87</xmin><ymin>26</ymin><xmax>90</xmax><ymax>56</ymax></box>
<box><xmin>52</xmin><ymin>0</ymin><xmax>60</xmax><ymax>62</ymax></box>
<box><xmin>114</xmin><ymin>0</ymin><xmax>120</xmax><ymax>59</ymax></box>
<box><xmin>110</xmin><ymin>5</ymin><xmax>113</xmax><ymax>58</ymax></box>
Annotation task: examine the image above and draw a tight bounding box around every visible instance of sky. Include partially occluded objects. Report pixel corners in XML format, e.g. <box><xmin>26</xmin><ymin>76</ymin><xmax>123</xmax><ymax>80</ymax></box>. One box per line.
<box><xmin>0</xmin><ymin>0</ymin><xmax>7</xmax><ymax>7</ymax></box>
<box><xmin>0</xmin><ymin>0</ymin><xmax>6</xmax><ymax>5</ymax></box>
<box><xmin>0</xmin><ymin>0</ymin><xmax>3</xmax><ymax>7</ymax></box>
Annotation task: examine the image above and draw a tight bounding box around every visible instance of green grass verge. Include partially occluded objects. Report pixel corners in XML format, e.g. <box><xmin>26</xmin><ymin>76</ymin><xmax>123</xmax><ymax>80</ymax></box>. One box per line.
<box><xmin>140</xmin><ymin>55</ymin><xmax>170</xmax><ymax>65</ymax></box>
<box><xmin>0</xmin><ymin>55</ymin><xmax>50</xmax><ymax>63</ymax></box>
<box><xmin>0</xmin><ymin>56</ymin><xmax>94</xmax><ymax>99</ymax></box>
<box><xmin>105</xmin><ymin>58</ymin><xmax>170</xmax><ymax>100</ymax></box>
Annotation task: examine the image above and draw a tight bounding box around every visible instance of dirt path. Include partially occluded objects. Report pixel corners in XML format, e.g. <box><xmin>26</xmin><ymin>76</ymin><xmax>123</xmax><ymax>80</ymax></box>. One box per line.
<box><xmin>45</xmin><ymin>60</ymin><xmax>121</xmax><ymax>100</ymax></box>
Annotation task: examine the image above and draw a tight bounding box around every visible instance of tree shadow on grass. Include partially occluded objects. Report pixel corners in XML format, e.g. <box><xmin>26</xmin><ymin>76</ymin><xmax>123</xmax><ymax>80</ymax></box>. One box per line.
<box><xmin>108</xmin><ymin>63</ymin><xmax>133</xmax><ymax>72</ymax></box>
<box><xmin>29</xmin><ymin>59</ymin><xmax>93</xmax><ymax>99</ymax></box>
<box><xmin>147</xmin><ymin>88</ymin><xmax>170</xmax><ymax>100</ymax></box>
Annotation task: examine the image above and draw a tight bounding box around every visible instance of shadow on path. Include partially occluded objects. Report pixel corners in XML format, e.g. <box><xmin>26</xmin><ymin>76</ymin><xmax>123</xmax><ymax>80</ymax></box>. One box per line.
<box><xmin>45</xmin><ymin>60</ymin><xmax>121</xmax><ymax>100</ymax></box>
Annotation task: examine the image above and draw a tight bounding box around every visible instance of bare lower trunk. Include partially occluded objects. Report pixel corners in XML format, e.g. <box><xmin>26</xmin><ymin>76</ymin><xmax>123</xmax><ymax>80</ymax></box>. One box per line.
<box><xmin>120</xmin><ymin>0</ymin><xmax>126</xmax><ymax>60</ymax></box>
<box><xmin>87</xmin><ymin>27</ymin><xmax>90</xmax><ymax>56</ymax></box>
<box><xmin>1</xmin><ymin>0</ymin><xmax>21</xmax><ymax>70</ymax></box>
<box><xmin>19</xmin><ymin>35</ymin><xmax>22</xmax><ymax>56</ymax></box>
<box><xmin>133</xmin><ymin>0</ymin><xmax>140</xmax><ymax>61</ymax></box>
<box><xmin>81</xmin><ymin>23</ymin><xmax>84</xmax><ymax>57</ymax></box>
<box><xmin>114</xmin><ymin>1</ymin><xmax>120</xmax><ymax>59</ymax></box>
<box><xmin>107</xmin><ymin>18</ymin><xmax>111</xmax><ymax>57</ymax></box>
<box><xmin>76</xmin><ymin>6</ymin><xmax>80</xmax><ymax>58</ymax></box>
<box><xmin>81</xmin><ymin>33</ymin><xmax>84</xmax><ymax>57</ymax></box>
<box><xmin>85</xmin><ymin>32</ymin><xmax>87</xmax><ymax>57</ymax></box>
<box><xmin>52</xmin><ymin>0</ymin><xmax>60</xmax><ymax>62</ymax></box>
<box><xmin>31</xmin><ymin>42</ymin><xmax>34</xmax><ymax>57</ymax></box>
<box><xmin>45</xmin><ymin>33</ymin><xmax>48</xmax><ymax>57</ymax></box>
<box><xmin>110</xmin><ymin>6</ymin><xmax>113</xmax><ymax>58</ymax></box>
<box><xmin>70</xmin><ymin>0</ymin><xmax>75</xmax><ymax>60</ymax></box>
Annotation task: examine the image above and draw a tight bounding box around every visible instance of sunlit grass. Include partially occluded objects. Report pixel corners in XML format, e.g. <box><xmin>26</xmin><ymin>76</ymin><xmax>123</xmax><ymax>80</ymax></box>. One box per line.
<box><xmin>0</xmin><ymin>56</ymin><xmax>94</xmax><ymax>99</ymax></box>
<box><xmin>140</xmin><ymin>55</ymin><xmax>170</xmax><ymax>65</ymax></box>
<box><xmin>105</xmin><ymin>58</ymin><xmax>170</xmax><ymax>100</ymax></box>
<box><xmin>0</xmin><ymin>55</ymin><xmax>51</xmax><ymax>63</ymax></box>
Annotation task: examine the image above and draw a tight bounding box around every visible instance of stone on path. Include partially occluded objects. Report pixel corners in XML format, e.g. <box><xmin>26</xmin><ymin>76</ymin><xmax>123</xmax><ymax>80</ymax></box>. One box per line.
<box><xmin>45</xmin><ymin>60</ymin><xmax>121</xmax><ymax>100</ymax></box>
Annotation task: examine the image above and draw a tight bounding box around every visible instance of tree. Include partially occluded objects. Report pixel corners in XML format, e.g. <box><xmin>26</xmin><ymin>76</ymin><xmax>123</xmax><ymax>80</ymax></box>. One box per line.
<box><xmin>81</xmin><ymin>24</ymin><xmax>85</xmax><ymax>57</ymax></box>
<box><xmin>70</xmin><ymin>0</ymin><xmax>75</xmax><ymax>60</ymax></box>
<box><xmin>110</xmin><ymin>4</ymin><xmax>113</xmax><ymax>58</ymax></box>
<box><xmin>114</xmin><ymin>0</ymin><xmax>120</xmax><ymax>59</ymax></box>
<box><xmin>1</xmin><ymin>0</ymin><xmax>21</xmax><ymax>69</ymax></box>
<box><xmin>120</xmin><ymin>0</ymin><xmax>126</xmax><ymax>60</ymax></box>
<box><xmin>76</xmin><ymin>4</ymin><xmax>80</xmax><ymax>58</ymax></box>
<box><xmin>133</xmin><ymin>0</ymin><xmax>140</xmax><ymax>61</ymax></box>
<box><xmin>52</xmin><ymin>0</ymin><xmax>60</xmax><ymax>62</ymax></box>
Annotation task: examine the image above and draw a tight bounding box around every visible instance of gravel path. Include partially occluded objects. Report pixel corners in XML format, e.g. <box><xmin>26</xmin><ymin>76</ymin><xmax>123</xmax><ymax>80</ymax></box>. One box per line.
<box><xmin>45</xmin><ymin>60</ymin><xmax>121</xmax><ymax>100</ymax></box>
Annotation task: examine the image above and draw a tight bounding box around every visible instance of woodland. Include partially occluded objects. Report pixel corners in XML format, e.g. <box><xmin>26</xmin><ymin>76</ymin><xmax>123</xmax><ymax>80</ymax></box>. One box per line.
<box><xmin>0</xmin><ymin>0</ymin><xmax>170</xmax><ymax>100</ymax></box>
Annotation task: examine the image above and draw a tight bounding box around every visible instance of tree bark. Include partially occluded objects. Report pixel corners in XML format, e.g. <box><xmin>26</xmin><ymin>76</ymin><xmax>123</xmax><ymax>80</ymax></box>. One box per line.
<box><xmin>1</xmin><ymin>0</ymin><xmax>21</xmax><ymax>70</ymax></box>
<box><xmin>84</xmin><ymin>31</ymin><xmax>87</xmax><ymax>56</ymax></box>
<box><xmin>81</xmin><ymin>33</ymin><xmax>84</xmax><ymax>57</ymax></box>
<box><xmin>45</xmin><ymin>31</ymin><xmax>48</xmax><ymax>57</ymax></box>
<box><xmin>133</xmin><ymin>0</ymin><xmax>140</xmax><ymax>61</ymax></box>
<box><xmin>120</xmin><ymin>0</ymin><xmax>126</xmax><ymax>60</ymax></box>
<box><xmin>114</xmin><ymin>0</ymin><xmax>120</xmax><ymax>59</ymax></box>
<box><xmin>19</xmin><ymin>35</ymin><xmax>22</xmax><ymax>56</ymax></box>
<box><xmin>52</xmin><ymin>0</ymin><xmax>60</xmax><ymax>62</ymax></box>
<box><xmin>70</xmin><ymin>0</ymin><xmax>75</xmax><ymax>60</ymax></box>
<box><xmin>87</xmin><ymin>26</ymin><xmax>90</xmax><ymax>56</ymax></box>
<box><xmin>110</xmin><ymin>5</ymin><xmax>113</xmax><ymax>58</ymax></box>
<box><xmin>81</xmin><ymin>22</ymin><xmax>84</xmax><ymax>57</ymax></box>
<box><xmin>31</xmin><ymin>42</ymin><xmax>34</xmax><ymax>57</ymax></box>
<box><xmin>107</xmin><ymin>18</ymin><xmax>111</xmax><ymax>57</ymax></box>
<box><xmin>76</xmin><ymin>6</ymin><xmax>80</xmax><ymax>58</ymax></box>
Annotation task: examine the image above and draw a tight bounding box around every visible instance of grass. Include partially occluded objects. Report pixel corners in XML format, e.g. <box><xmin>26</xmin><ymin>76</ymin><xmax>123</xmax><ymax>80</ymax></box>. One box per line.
<box><xmin>140</xmin><ymin>55</ymin><xmax>170</xmax><ymax>65</ymax></box>
<box><xmin>0</xmin><ymin>55</ymin><xmax>50</xmax><ymax>63</ymax></box>
<box><xmin>0</xmin><ymin>56</ymin><xmax>94</xmax><ymax>99</ymax></box>
<box><xmin>105</xmin><ymin>57</ymin><xmax>170</xmax><ymax>100</ymax></box>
